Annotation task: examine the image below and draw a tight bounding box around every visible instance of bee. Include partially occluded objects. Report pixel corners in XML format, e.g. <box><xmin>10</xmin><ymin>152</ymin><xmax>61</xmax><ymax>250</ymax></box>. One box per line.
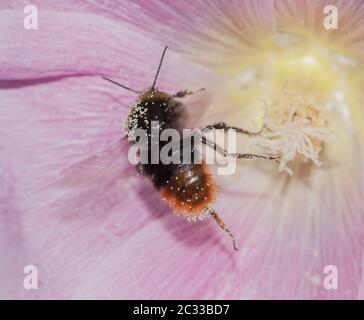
<box><xmin>76</xmin><ymin>46</ymin><xmax>278</xmax><ymax>251</ymax></box>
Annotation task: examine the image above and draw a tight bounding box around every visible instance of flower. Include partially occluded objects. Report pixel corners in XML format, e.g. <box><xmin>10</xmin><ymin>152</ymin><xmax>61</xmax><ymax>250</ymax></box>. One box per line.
<box><xmin>0</xmin><ymin>0</ymin><xmax>363</xmax><ymax>299</ymax></box>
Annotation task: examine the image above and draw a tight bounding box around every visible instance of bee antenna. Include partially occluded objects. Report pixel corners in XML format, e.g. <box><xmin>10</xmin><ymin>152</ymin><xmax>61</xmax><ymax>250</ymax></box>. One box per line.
<box><xmin>151</xmin><ymin>45</ymin><xmax>168</xmax><ymax>90</ymax></box>
<box><xmin>102</xmin><ymin>77</ymin><xmax>139</xmax><ymax>94</ymax></box>
<box><xmin>210</xmin><ymin>209</ymin><xmax>239</xmax><ymax>251</ymax></box>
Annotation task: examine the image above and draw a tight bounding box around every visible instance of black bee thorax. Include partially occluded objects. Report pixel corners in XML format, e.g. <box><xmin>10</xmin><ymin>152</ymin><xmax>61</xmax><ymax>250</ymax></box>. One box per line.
<box><xmin>125</xmin><ymin>90</ymin><xmax>182</xmax><ymax>140</ymax></box>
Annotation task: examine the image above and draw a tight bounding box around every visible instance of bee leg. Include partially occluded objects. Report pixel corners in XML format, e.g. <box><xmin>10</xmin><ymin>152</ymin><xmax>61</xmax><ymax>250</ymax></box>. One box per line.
<box><xmin>173</xmin><ymin>88</ymin><xmax>206</xmax><ymax>98</ymax></box>
<box><xmin>201</xmin><ymin>122</ymin><xmax>262</xmax><ymax>136</ymax></box>
<box><xmin>209</xmin><ymin>208</ymin><xmax>238</xmax><ymax>251</ymax></box>
<box><xmin>234</xmin><ymin>153</ymin><xmax>280</xmax><ymax>162</ymax></box>
<box><xmin>201</xmin><ymin>137</ymin><xmax>280</xmax><ymax>163</ymax></box>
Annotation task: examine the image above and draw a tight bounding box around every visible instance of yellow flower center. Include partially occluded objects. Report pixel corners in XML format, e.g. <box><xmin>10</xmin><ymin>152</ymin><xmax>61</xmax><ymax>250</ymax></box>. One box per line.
<box><xmin>208</xmin><ymin>32</ymin><xmax>363</xmax><ymax>175</ymax></box>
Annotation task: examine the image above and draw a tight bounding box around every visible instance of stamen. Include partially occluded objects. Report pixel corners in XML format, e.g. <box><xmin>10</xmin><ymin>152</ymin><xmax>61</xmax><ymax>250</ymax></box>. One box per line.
<box><xmin>257</xmin><ymin>89</ymin><xmax>336</xmax><ymax>175</ymax></box>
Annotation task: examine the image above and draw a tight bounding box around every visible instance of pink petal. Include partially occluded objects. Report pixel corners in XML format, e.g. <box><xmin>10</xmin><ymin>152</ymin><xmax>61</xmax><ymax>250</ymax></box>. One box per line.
<box><xmin>1</xmin><ymin>0</ymin><xmax>276</xmax><ymax>74</ymax></box>
<box><xmin>0</xmin><ymin>8</ymin><xmax>213</xmax><ymax>87</ymax></box>
<box><xmin>0</xmin><ymin>163</ymin><xmax>30</xmax><ymax>299</ymax></box>
<box><xmin>125</xmin><ymin>0</ymin><xmax>277</xmax><ymax>73</ymax></box>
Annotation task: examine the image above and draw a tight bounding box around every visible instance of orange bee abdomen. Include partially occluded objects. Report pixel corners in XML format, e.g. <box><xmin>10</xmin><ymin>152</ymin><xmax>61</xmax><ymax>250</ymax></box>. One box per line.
<box><xmin>160</xmin><ymin>163</ymin><xmax>218</xmax><ymax>218</ymax></box>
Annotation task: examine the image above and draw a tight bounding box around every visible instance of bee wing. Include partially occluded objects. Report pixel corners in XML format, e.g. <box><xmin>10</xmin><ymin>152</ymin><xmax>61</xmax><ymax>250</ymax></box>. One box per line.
<box><xmin>56</xmin><ymin>137</ymin><xmax>132</xmax><ymax>188</ymax></box>
<box><xmin>40</xmin><ymin>137</ymin><xmax>136</xmax><ymax>218</ymax></box>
